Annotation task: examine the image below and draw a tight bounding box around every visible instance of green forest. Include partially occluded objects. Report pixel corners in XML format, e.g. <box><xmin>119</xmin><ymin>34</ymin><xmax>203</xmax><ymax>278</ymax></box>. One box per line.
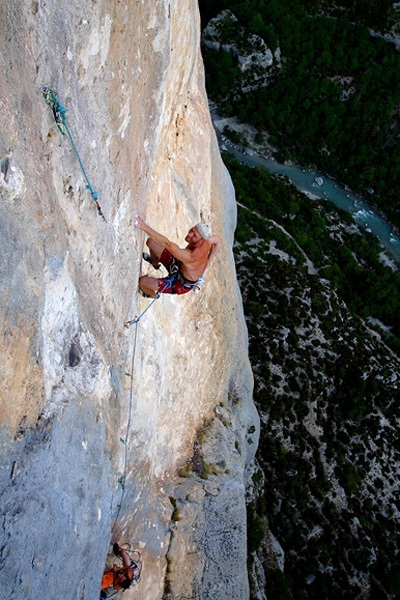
<box><xmin>224</xmin><ymin>152</ymin><xmax>400</xmax><ymax>354</ymax></box>
<box><xmin>199</xmin><ymin>0</ymin><xmax>400</xmax><ymax>230</ymax></box>
<box><xmin>227</xmin><ymin>154</ymin><xmax>400</xmax><ymax>599</ymax></box>
<box><xmin>198</xmin><ymin>2</ymin><xmax>400</xmax><ymax>598</ymax></box>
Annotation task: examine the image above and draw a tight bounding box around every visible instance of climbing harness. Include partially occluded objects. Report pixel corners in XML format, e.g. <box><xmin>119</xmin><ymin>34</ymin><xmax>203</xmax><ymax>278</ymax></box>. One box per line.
<box><xmin>177</xmin><ymin>271</ymin><xmax>205</xmax><ymax>293</ymax></box>
<box><xmin>41</xmin><ymin>85</ymin><xmax>106</xmax><ymax>221</ymax></box>
<box><xmin>124</xmin><ymin>271</ymin><xmax>204</xmax><ymax>330</ymax></box>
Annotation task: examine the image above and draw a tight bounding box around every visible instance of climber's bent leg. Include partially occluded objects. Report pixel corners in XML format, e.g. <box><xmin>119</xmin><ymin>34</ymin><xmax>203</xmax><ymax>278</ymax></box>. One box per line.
<box><xmin>146</xmin><ymin>238</ymin><xmax>164</xmax><ymax>266</ymax></box>
<box><xmin>138</xmin><ymin>275</ymin><xmax>160</xmax><ymax>298</ymax></box>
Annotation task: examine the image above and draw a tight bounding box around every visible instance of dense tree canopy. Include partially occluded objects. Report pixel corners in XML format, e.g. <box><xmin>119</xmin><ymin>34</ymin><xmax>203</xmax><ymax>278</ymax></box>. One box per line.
<box><xmin>200</xmin><ymin>0</ymin><xmax>400</xmax><ymax>229</ymax></box>
<box><xmin>224</xmin><ymin>152</ymin><xmax>400</xmax><ymax>352</ymax></box>
<box><xmin>200</xmin><ymin>5</ymin><xmax>400</xmax><ymax>598</ymax></box>
<box><xmin>229</xmin><ymin>153</ymin><xmax>400</xmax><ymax>598</ymax></box>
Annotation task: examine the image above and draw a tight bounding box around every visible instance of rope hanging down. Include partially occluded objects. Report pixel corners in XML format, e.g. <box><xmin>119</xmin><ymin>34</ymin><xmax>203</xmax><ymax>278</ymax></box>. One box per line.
<box><xmin>41</xmin><ymin>85</ymin><xmax>106</xmax><ymax>222</ymax></box>
<box><xmin>111</xmin><ymin>276</ymin><xmax>174</xmax><ymax>530</ymax></box>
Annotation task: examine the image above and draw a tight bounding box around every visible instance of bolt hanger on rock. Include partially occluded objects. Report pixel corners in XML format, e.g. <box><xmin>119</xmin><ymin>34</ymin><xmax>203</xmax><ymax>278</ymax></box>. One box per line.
<box><xmin>41</xmin><ymin>85</ymin><xmax>106</xmax><ymax>222</ymax></box>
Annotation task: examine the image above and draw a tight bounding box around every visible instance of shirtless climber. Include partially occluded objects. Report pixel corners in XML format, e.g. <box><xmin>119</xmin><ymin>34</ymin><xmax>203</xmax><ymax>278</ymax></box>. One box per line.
<box><xmin>101</xmin><ymin>543</ymin><xmax>134</xmax><ymax>593</ymax></box>
<box><xmin>134</xmin><ymin>216</ymin><xmax>222</xmax><ymax>297</ymax></box>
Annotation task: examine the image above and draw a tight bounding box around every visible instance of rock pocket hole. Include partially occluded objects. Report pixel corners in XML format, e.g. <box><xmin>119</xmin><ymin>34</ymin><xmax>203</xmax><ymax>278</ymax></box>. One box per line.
<box><xmin>68</xmin><ymin>342</ymin><xmax>81</xmax><ymax>367</ymax></box>
<box><xmin>1</xmin><ymin>156</ymin><xmax>10</xmax><ymax>183</ymax></box>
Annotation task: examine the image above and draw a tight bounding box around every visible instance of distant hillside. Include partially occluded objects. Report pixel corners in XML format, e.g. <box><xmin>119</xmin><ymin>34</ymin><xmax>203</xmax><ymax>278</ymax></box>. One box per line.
<box><xmin>198</xmin><ymin>2</ymin><xmax>400</xmax><ymax>596</ymax></box>
<box><xmin>227</xmin><ymin>153</ymin><xmax>400</xmax><ymax>599</ymax></box>
<box><xmin>199</xmin><ymin>0</ymin><xmax>400</xmax><ymax>231</ymax></box>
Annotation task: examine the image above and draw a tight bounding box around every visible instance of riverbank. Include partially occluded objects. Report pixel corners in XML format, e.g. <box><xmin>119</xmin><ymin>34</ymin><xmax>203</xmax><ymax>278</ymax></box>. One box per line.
<box><xmin>210</xmin><ymin>103</ymin><xmax>400</xmax><ymax>265</ymax></box>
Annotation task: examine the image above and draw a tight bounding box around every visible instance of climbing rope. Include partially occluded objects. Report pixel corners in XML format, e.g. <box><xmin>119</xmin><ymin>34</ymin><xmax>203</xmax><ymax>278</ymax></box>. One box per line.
<box><xmin>122</xmin><ymin>547</ymin><xmax>142</xmax><ymax>583</ymax></box>
<box><xmin>41</xmin><ymin>85</ymin><xmax>106</xmax><ymax>221</ymax></box>
<box><xmin>124</xmin><ymin>293</ymin><xmax>161</xmax><ymax>328</ymax></box>
<box><xmin>111</xmin><ymin>275</ymin><xmax>175</xmax><ymax>531</ymax></box>
<box><xmin>124</xmin><ymin>274</ymin><xmax>176</xmax><ymax>328</ymax></box>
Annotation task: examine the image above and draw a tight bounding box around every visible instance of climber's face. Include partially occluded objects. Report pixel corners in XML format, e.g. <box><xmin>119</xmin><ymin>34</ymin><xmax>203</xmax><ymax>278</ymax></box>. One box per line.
<box><xmin>185</xmin><ymin>226</ymin><xmax>202</xmax><ymax>245</ymax></box>
<box><xmin>114</xmin><ymin>567</ymin><xmax>133</xmax><ymax>590</ymax></box>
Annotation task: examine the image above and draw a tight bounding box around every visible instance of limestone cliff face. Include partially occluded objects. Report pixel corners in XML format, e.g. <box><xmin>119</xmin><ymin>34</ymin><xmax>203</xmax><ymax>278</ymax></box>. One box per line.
<box><xmin>0</xmin><ymin>1</ymin><xmax>258</xmax><ymax>599</ymax></box>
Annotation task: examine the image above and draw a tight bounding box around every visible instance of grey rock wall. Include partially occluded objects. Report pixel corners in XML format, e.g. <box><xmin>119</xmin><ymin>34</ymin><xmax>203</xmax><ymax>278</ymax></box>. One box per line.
<box><xmin>0</xmin><ymin>1</ymin><xmax>258</xmax><ymax>599</ymax></box>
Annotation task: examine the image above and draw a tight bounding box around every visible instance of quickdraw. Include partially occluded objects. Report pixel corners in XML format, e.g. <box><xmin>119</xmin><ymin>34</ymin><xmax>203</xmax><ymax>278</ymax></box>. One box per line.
<box><xmin>124</xmin><ymin>274</ymin><xmax>176</xmax><ymax>328</ymax></box>
<box><xmin>41</xmin><ymin>85</ymin><xmax>106</xmax><ymax>221</ymax></box>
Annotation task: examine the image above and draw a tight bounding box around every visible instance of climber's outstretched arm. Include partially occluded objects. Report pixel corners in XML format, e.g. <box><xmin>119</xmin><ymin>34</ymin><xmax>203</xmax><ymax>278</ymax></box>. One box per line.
<box><xmin>134</xmin><ymin>217</ymin><xmax>169</xmax><ymax>247</ymax></box>
<box><xmin>207</xmin><ymin>235</ymin><xmax>222</xmax><ymax>266</ymax></box>
<box><xmin>134</xmin><ymin>216</ymin><xmax>196</xmax><ymax>264</ymax></box>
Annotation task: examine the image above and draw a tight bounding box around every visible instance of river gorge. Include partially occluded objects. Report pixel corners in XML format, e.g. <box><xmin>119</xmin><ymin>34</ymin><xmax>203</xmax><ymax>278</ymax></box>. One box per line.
<box><xmin>211</xmin><ymin>109</ymin><xmax>400</xmax><ymax>265</ymax></box>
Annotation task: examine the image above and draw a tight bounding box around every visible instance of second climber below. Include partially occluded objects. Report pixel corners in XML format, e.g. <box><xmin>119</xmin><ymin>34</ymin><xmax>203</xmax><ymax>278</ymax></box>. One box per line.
<box><xmin>134</xmin><ymin>216</ymin><xmax>221</xmax><ymax>297</ymax></box>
